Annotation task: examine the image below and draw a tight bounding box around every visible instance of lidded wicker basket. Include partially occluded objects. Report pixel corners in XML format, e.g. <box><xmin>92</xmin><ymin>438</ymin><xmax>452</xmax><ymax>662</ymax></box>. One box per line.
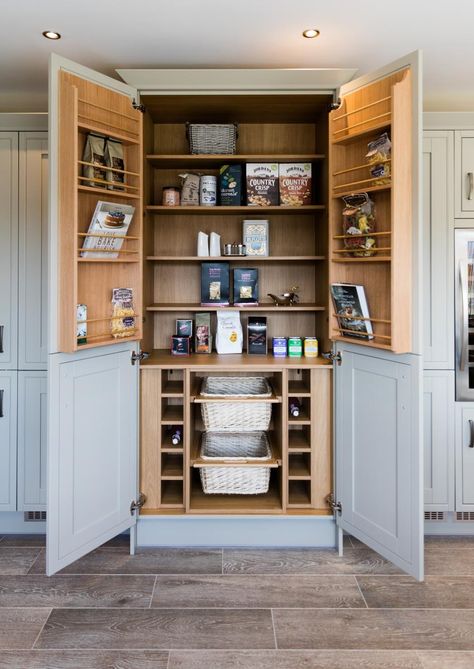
<box><xmin>186</xmin><ymin>123</ymin><xmax>238</xmax><ymax>154</ymax></box>
<box><xmin>200</xmin><ymin>376</ymin><xmax>272</xmax><ymax>432</ymax></box>
<box><xmin>199</xmin><ymin>431</ymin><xmax>272</xmax><ymax>495</ymax></box>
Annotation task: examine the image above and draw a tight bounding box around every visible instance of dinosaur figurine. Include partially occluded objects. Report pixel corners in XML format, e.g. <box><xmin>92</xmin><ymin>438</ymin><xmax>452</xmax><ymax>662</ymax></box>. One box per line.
<box><xmin>267</xmin><ymin>286</ymin><xmax>300</xmax><ymax>306</ymax></box>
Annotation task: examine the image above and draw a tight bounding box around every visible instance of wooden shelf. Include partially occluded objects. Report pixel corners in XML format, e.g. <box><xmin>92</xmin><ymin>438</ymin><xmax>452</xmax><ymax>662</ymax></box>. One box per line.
<box><xmin>287</xmin><ymin>480</ymin><xmax>312</xmax><ymax>507</ymax></box>
<box><xmin>140</xmin><ymin>350</ymin><xmax>332</xmax><ymax>370</ymax></box>
<box><xmin>331</xmin><ymin>335</ymin><xmax>393</xmax><ymax>351</ymax></box>
<box><xmin>288</xmin><ymin>430</ymin><xmax>311</xmax><ymax>452</ymax></box>
<box><xmin>146</xmin><ymin>303</ymin><xmax>326</xmax><ymax>313</ymax></box>
<box><xmin>288</xmin><ymin>380</ymin><xmax>311</xmax><ymax>396</ymax></box>
<box><xmin>161</xmin><ymin>455</ymin><xmax>184</xmax><ymax>480</ymax></box>
<box><xmin>162</xmin><ymin>380</ymin><xmax>184</xmax><ymax>397</ymax></box>
<box><xmin>147</xmin><ymin>153</ymin><xmax>325</xmax><ymax>168</ymax></box>
<box><xmin>331</xmin><ymin>120</ymin><xmax>391</xmax><ymax>146</ymax></box>
<box><xmin>77</xmin><ymin>184</ymin><xmax>140</xmax><ymax>200</ymax></box>
<box><xmin>192</xmin><ymin>394</ymin><xmax>282</xmax><ymax>404</ymax></box>
<box><xmin>332</xmin><ymin>183</ymin><xmax>391</xmax><ymax>199</ymax></box>
<box><xmin>332</xmin><ymin>256</ymin><xmax>391</xmax><ymax>263</ymax></box>
<box><xmin>146</xmin><ymin>205</ymin><xmax>325</xmax><ymax>215</ymax></box>
<box><xmin>189</xmin><ymin>477</ymin><xmax>283</xmax><ymax>514</ymax></box>
<box><xmin>147</xmin><ymin>255</ymin><xmax>326</xmax><ymax>262</ymax></box>
<box><xmin>76</xmin><ymin>335</ymin><xmax>140</xmax><ymax>351</ymax></box>
<box><xmin>161</xmin><ymin>406</ymin><xmax>184</xmax><ymax>424</ymax></box>
<box><xmin>77</xmin><ymin>120</ymin><xmax>140</xmax><ymax>145</ymax></box>
<box><xmin>288</xmin><ymin>454</ymin><xmax>311</xmax><ymax>479</ymax></box>
<box><xmin>288</xmin><ymin>409</ymin><xmax>311</xmax><ymax>426</ymax></box>
<box><xmin>160</xmin><ymin>481</ymin><xmax>184</xmax><ymax>507</ymax></box>
<box><xmin>77</xmin><ymin>258</ymin><xmax>140</xmax><ymax>263</ymax></box>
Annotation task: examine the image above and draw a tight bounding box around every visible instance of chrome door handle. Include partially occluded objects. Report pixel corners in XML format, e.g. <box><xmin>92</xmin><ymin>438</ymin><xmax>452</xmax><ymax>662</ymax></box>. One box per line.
<box><xmin>459</xmin><ymin>260</ymin><xmax>469</xmax><ymax>371</ymax></box>
<box><xmin>0</xmin><ymin>389</ymin><xmax>3</xmax><ymax>418</ymax></box>
<box><xmin>469</xmin><ymin>420</ymin><xmax>474</xmax><ymax>448</ymax></box>
<box><xmin>468</xmin><ymin>172</ymin><xmax>474</xmax><ymax>201</ymax></box>
<box><xmin>0</xmin><ymin>325</ymin><xmax>3</xmax><ymax>354</ymax></box>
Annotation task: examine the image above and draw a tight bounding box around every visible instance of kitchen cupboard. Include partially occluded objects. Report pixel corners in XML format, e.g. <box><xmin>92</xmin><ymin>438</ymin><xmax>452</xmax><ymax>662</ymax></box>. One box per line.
<box><xmin>46</xmin><ymin>53</ymin><xmax>423</xmax><ymax>578</ymax></box>
<box><xmin>455</xmin><ymin>131</ymin><xmax>474</xmax><ymax>218</ymax></box>
<box><xmin>456</xmin><ymin>403</ymin><xmax>474</xmax><ymax>509</ymax></box>
<box><xmin>0</xmin><ymin>372</ymin><xmax>17</xmax><ymax>511</ymax></box>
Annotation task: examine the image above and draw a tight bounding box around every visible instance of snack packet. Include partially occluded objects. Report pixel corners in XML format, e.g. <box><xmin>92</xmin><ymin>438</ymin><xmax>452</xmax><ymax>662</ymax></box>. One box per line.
<box><xmin>342</xmin><ymin>193</ymin><xmax>376</xmax><ymax>257</ymax></box>
<box><xmin>111</xmin><ymin>288</ymin><xmax>136</xmax><ymax>338</ymax></box>
<box><xmin>366</xmin><ymin>132</ymin><xmax>391</xmax><ymax>185</ymax></box>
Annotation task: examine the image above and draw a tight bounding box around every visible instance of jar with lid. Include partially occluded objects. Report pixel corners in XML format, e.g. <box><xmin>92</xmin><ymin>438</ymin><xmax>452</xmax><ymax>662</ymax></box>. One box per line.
<box><xmin>162</xmin><ymin>186</ymin><xmax>180</xmax><ymax>207</ymax></box>
<box><xmin>200</xmin><ymin>175</ymin><xmax>217</xmax><ymax>206</ymax></box>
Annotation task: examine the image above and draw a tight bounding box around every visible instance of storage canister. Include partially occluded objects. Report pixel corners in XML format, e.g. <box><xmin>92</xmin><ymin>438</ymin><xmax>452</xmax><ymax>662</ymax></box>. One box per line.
<box><xmin>288</xmin><ymin>336</ymin><xmax>303</xmax><ymax>357</ymax></box>
<box><xmin>162</xmin><ymin>186</ymin><xmax>180</xmax><ymax>206</ymax></box>
<box><xmin>200</xmin><ymin>175</ymin><xmax>217</xmax><ymax>206</ymax></box>
<box><xmin>304</xmin><ymin>337</ymin><xmax>318</xmax><ymax>357</ymax></box>
<box><xmin>273</xmin><ymin>336</ymin><xmax>287</xmax><ymax>357</ymax></box>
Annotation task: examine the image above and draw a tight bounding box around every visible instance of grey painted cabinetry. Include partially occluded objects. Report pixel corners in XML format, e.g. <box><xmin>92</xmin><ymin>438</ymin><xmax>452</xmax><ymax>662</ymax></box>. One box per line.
<box><xmin>0</xmin><ymin>126</ymin><xmax>47</xmax><ymax>514</ymax></box>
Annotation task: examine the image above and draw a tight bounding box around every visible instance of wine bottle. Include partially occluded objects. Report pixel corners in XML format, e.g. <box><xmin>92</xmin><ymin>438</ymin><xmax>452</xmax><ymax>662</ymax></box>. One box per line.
<box><xmin>171</xmin><ymin>427</ymin><xmax>182</xmax><ymax>446</ymax></box>
<box><xmin>289</xmin><ymin>400</ymin><xmax>300</xmax><ymax>417</ymax></box>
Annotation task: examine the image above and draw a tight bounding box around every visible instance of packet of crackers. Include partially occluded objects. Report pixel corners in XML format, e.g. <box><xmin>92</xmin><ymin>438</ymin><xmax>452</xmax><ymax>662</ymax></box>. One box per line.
<box><xmin>111</xmin><ymin>288</ymin><xmax>136</xmax><ymax>338</ymax></box>
<box><xmin>366</xmin><ymin>132</ymin><xmax>391</xmax><ymax>185</ymax></box>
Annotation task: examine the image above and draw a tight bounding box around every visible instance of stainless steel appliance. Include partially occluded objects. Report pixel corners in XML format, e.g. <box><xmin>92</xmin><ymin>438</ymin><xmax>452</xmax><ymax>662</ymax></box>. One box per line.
<box><xmin>455</xmin><ymin>229</ymin><xmax>474</xmax><ymax>400</ymax></box>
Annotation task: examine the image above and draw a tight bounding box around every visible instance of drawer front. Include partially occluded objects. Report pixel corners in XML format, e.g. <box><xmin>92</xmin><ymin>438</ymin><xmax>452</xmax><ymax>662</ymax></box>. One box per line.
<box><xmin>456</xmin><ymin>403</ymin><xmax>474</xmax><ymax>509</ymax></box>
<box><xmin>455</xmin><ymin>132</ymin><xmax>474</xmax><ymax>217</ymax></box>
<box><xmin>0</xmin><ymin>372</ymin><xmax>18</xmax><ymax>511</ymax></box>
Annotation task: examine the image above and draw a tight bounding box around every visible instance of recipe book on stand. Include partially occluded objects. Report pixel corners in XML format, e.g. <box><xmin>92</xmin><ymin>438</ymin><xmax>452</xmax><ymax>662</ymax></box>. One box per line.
<box><xmin>330</xmin><ymin>283</ymin><xmax>374</xmax><ymax>340</ymax></box>
<box><xmin>81</xmin><ymin>201</ymin><xmax>135</xmax><ymax>259</ymax></box>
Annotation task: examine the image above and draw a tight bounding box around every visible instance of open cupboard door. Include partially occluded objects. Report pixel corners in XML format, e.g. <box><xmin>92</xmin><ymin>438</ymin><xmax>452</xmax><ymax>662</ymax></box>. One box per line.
<box><xmin>330</xmin><ymin>52</ymin><xmax>424</xmax><ymax>580</ymax></box>
<box><xmin>47</xmin><ymin>55</ymin><xmax>143</xmax><ymax>575</ymax></box>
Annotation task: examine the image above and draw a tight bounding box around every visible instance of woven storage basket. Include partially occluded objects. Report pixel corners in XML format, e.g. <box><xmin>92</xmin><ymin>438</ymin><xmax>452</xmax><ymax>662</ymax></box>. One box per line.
<box><xmin>199</xmin><ymin>431</ymin><xmax>272</xmax><ymax>495</ymax></box>
<box><xmin>200</xmin><ymin>377</ymin><xmax>272</xmax><ymax>432</ymax></box>
<box><xmin>186</xmin><ymin>123</ymin><xmax>238</xmax><ymax>154</ymax></box>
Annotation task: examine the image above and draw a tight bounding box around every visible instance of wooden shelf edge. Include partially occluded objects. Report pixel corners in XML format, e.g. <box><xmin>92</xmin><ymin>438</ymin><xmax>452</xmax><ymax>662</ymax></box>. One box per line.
<box><xmin>146</xmin><ymin>205</ymin><xmax>326</xmax><ymax>215</ymax></box>
<box><xmin>146</xmin><ymin>304</ymin><xmax>326</xmax><ymax>313</ymax></box>
<box><xmin>147</xmin><ymin>256</ymin><xmax>326</xmax><ymax>262</ymax></box>
<box><xmin>331</xmin><ymin>120</ymin><xmax>391</xmax><ymax>146</ymax></box>
<box><xmin>147</xmin><ymin>153</ymin><xmax>326</xmax><ymax>167</ymax></box>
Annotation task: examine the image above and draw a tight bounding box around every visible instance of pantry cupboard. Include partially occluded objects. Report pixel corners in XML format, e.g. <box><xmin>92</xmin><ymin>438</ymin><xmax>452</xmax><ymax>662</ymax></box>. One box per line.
<box><xmin>46</xmin><ymin>53</ymin><xmax>423</xmax><ymax>578</ymax></box>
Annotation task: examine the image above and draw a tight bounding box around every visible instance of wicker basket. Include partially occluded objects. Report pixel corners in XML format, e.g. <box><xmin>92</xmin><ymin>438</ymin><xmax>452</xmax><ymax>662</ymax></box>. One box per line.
<box><xmin>200</xmin><ymin>377</ymin><xmax>272</xmax><ymax>432</ymax></box>
<box><xmin>199</xmin><ymin>431</ymin><xmax>272</xmax><ymax>495</ymax></box>
<box><xmin>186</xmin><ymin>123</ymin><xmax>238</xmax><ymax>154</ymax></box>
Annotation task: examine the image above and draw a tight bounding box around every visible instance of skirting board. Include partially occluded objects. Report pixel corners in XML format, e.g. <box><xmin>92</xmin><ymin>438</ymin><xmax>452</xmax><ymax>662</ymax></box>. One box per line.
<box><xmin>137</xmin><ymin>515</ymin><xmax>337</xmax><ymax>548</ymax></box>
<box><xmin>0</xmin><ymin>512</ymin><xmax>46</xmax><ymax>534</ymax></box>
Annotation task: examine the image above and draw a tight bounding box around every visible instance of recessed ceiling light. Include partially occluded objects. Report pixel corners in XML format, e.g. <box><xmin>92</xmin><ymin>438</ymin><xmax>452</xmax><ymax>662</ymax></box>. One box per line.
<box><xmin>42</xmin><ymin>30</ymin><xmax>61</xmax><ymax>40</ymax></box>
<box><xmin>302</xmin><ymin>28</ymin><xmax>320</xmax><ymax>39</ymax></box>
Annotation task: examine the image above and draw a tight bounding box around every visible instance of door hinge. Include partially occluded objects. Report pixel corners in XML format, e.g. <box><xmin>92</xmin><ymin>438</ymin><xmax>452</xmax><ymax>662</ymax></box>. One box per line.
<box><xmin>130</xmin><ymin>492</ymin><xmax>146</xmax><ymax>515</ymax></box>
<box><xmin>321</xmin><ymin>351</ymin><xmax>342</xmax><ymax>365</ymax></box>
<box><xmin>329</xmin><ymin>91</ymin><xmax>342</xmax><ymax>111</ymax></box>
<box><xmin>326</xmin><ymin>493</ymin><xmax>342</xmax><ymax>515</ymax></box>
<box><xmin>131</xmin><ymin>350</ymin><xmax>150</xmax><ymax>365</ymax></box>
<box><xmin>132</xmin><ymin>99</ymin><xmax>146</xmax><ymax>113</ymax></box>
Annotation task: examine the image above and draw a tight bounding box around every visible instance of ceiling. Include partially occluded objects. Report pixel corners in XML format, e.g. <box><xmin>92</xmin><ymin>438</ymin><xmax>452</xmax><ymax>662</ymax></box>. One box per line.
<box><xmin>1</xmin><ymin>0</ymin><xmax>474</xmax><ymax>113</ymax></box>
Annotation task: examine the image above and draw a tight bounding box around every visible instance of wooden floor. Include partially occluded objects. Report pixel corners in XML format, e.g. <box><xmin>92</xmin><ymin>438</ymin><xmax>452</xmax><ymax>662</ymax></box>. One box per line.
<box><xmin>0</xmin><ymin>534</ymin><xmax>473</xmax><ymax>668</ymax></box>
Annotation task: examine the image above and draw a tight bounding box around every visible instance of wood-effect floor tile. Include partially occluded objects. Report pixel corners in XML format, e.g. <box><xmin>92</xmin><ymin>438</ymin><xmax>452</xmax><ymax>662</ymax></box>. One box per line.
<box><xmin>357</xmin><ymin>575</ymin><xmax>474</xmax><ymax>608</ymax></box>
<box><xmin>0</xmin><ymin>649</ymin><xmax>169</xmax><ymax>669</ymax></box>
<box><xmin>30</xmin><ymin>548</ymin><xmax>223</xmax><ymax>575</ymax></box>
<box><xmin>35</xmin><ymin>608</ymin><xmax>275</xmax><ymax>649</ymax></box>
<box><xmin>0</xmin><ymin>575</ymin><xmax>155</xmax><ymax>608</ymax></box>
<box><xmin>0</xmin><ymin>608</ymin><xmax>51</xmax><ymax>649</ymax></box>
<box><xmin>273</xmin><ymin>609</ymin><xmax>474</xmax><ymax>650</ymax></box>
<box><xmin>168</xmin><ymin>650</ymin><xmax>423</xmax><ymax>669</ymax></box>
<box><xmin>425</xmin><ymin>536</ymin><xmax>474</xmax><ymax>549</ymax></box>
<box><xmin>425</xmin><ymin>549</ymin><xmax>474</xmax><ymax>575</ymax></box>
<box><xmin>418</xmin><ymin>651</ymin><xmax>474</xmax><ymax>668</ymax></box>
<box><xmin>223</xmin><ymin>548</ymin><xmax>401</xmax><ymax>574</ymax></box>
<box><xmin>152</xmin><ymin>574</ymin><xmax>365</xmax><ymax>608</ymax></box>
<box><xmin>0</xmin><ymin>534</ymin><xmax>45</xmax><ymax>547</ymax></box>
<box><xmin>0</xmin><ymin>546</ymin><xmax>42</xmax><ymax>575</ymax></box>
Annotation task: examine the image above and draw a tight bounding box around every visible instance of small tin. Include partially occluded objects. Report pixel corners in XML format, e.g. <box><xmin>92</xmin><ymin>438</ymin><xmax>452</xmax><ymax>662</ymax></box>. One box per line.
<box><xmin>162</xmin><ymin>186</ymin><xmax>180</xmax><ymax>206</ymax></box>
<box><xmin>273</xmin><ymin>336</ymin><xmax>287</xmax><ymax>357</ymax></box>
<box><xmin>288</xmin><ymin>336</ymin><xmax>303</xmax><ymax>357</ymax></box>
<box><xmin>76</xmin><ymin>304</ymin><xmax>87</xmax><ymax>345</ymax></box>
<box><xmin>200</xmin><ymin>175</ymin><xmax>217</xmax><ymax>206</ymax></box>
<box><xmin>304</xmin><ymin>337</ymin><xmax>319</xmax><ymax>357</ymax></box>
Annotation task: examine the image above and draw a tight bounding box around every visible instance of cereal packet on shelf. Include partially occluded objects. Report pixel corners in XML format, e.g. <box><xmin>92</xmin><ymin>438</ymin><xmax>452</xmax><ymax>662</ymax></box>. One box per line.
<box><xmin>366</xmin><ymin>132</ymin><xmax>391</xmax><ymax>185</ymax></box>
<box><xmin>111</xmin><ymin>288</ymin><xmax>136</xmax><ymax>338</ymax></box>
<box><xmin>341</xmin><ymin>193</ymin><xmax>376</xmax><ymax>257</ymax></box>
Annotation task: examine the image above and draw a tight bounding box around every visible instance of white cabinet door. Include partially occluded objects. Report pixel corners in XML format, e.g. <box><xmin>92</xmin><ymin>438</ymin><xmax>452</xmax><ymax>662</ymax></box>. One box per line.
<box><xmin>18</xmin><ymin>133</ymin><xmax>48</xmax><ymax>370</ymax></box>
<box><xmin>0</xmin><ymin>133</ymin><xmax>18</xmax><ymax>370</ymax></box>
<box><xmin>455</xmin><ymin>132</ymin><xmax>474</xmax><ymax>217</ymax></box>
<box><xmin>455</xmin><ymin>403</ymin><xmax>474</xmax><ymax>509</ymax></box>
<box><xmin>0</xmin><ymin>371</ymin><xmax>17</xmax><ymax>511</ymax></box>
<box><xmin>424</xmin><ymin>370</ymin><xmax>454</xmax><ymax>511</ymax></box>
<box><xmin>423</xmin><ymin>132</ymin><xmax>454</xmax><ymax>368</ymax></box>
<box><xmin>17</xmin><ymin>371</ymin><xmax>47</xmax><ymax>511</ymax></box>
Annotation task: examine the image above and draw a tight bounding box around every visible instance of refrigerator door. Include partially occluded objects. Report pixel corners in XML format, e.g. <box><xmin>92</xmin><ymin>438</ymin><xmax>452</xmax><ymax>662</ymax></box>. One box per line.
<box><xmin>455</xmin><ymin>230</ymin><xmax>474</xmax><ymax>400</ymax></box>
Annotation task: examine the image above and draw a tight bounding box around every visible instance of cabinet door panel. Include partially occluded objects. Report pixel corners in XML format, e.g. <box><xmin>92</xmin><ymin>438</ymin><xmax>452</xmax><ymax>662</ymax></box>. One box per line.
<box><xmin>455</xmin><ymin>132</ymin><xmax>474</xmax><ymax>217</ymax></box>
<box><xmin>423</xmin><ymin>132</ymin><xmax>454</xmax><ymax>368</ymax></box>
<box><xmin>0</xmin><ymin>372</ymin><xmax>17</xmax><ymax>511</ymax></box>
<box><xmin>424</xmin><ymin>370</ymin><xmax>454</xmax><ymax>510</ymax></box>
<box><xmin>0</xmin><ymin>133</ymin><xmax>18</xmax><ymax>369</ymax></box>
<box><xmin>18</xmin><ymin>371</ymin><xmax>47</xmax><ymax>511</ymax></box>
<box><xmin>18</xmin><ymin>133</ymin><xmax>48</xmax><ymax>369</ymax></box>
<box><xmin>455</xmin><ymin>404</ymin><xmax>474</xmax><ymax>509</ymax></box>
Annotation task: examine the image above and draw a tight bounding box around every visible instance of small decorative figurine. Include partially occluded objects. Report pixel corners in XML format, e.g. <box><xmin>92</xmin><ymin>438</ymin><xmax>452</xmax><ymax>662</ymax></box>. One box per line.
<box><xmin>267</xmin><ymin>285</ymin><xmax>300</xmax><ymax>306</ymax></box>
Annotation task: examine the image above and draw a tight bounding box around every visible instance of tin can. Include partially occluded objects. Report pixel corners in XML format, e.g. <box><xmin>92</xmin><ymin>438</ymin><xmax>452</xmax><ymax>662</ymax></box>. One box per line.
<box><xmin>288</xmin><ymin>336</ymin><xmax>303</xmax><ymax>357</ymax></box>
<box><xmin>162</xmin><ymin>186</ymin><xmax>180</xmax><ymax>206</ymax></box>
<box><xmin>304</xmin><ymin>337</ymin><xmax>318</xmax><ymax>357</ymax></box>
<box><xmin>200</xmin><ymin>175</ymin><xmax>217</xmax><ymax>206</ymax></box>
<box><xmin>272</xmin><ymin>336</ymin><xmax>287</xmax><ymax>357</ymax></box>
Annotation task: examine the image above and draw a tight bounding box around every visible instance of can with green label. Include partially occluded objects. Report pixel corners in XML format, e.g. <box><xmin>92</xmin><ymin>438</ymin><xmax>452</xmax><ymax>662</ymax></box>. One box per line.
<box><xmin>288</xmin><ymin>336</ymin><xmax>303</xmax><ymax>357</ymax></box>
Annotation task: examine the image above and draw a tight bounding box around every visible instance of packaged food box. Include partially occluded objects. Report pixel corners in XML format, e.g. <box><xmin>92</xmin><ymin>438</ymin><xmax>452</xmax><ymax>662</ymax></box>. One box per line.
<box><xmin>219</xmin><ymin>164</ymin><xmax>242</xmax><ymax>205</ymax></box>
<box><xmin>246</xmin><ymin>163</ymin><xmax>279</xmax><ymax>206</ymax></box>
<box><xmin>279</xmin><ymin>163</ymin><xmax>312</xmax><ymax>206</ymax></box>
<box><xmin>247</xmin><ymin>317</ymin><xmax>267</xmax><ymax>354</ymax></box>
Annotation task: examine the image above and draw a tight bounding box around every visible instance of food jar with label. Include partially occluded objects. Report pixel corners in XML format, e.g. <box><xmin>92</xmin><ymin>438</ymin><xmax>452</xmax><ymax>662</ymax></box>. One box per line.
<box><xmin>200</xmin><ymin>175</ymin><xmax>217</xmax><ymax>206</ymax></box>
<box><xmin>162</xmin><ymin>186</ymin><xmax>180</xmax><ymax>207</ymax></box>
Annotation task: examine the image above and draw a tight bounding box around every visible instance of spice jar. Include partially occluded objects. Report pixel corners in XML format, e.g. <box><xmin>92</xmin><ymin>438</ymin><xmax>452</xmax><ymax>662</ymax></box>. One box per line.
<box><xmin>162</xmin><ymin>186</ymin><xmax>180</xmax><ymax>207</ymax></box>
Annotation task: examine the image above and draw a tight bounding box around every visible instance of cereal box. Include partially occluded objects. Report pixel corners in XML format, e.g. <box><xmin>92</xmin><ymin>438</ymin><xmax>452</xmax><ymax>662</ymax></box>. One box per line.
<box><xmin>279</xmin><ymin>163</ymin><xmax>312</xmax><ymax>206</ymax></box>
<box><xmin>246</xmin><ymin>163</ymin><xmax>279</xmax><ymax>206</ymax></box>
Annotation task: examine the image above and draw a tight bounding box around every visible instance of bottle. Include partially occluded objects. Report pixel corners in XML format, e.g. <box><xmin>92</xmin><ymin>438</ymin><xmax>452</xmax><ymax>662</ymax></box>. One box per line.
<box><xmin>289</xmin><ymin>400</ymin><xmax>300</xmax><ymax>418</ymax></box>
<box><xmin>171</xmin><ymin>427</ymin><xmax>182</xmax><ymax>446</ymax></box>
